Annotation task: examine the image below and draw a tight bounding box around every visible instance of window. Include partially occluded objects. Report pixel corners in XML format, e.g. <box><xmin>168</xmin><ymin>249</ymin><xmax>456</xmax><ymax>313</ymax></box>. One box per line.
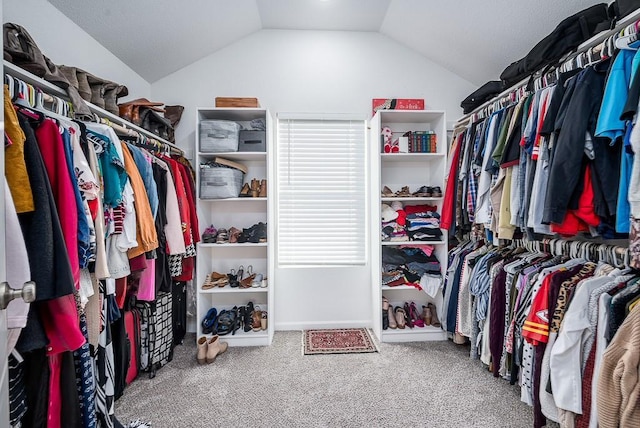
<box><xmin>277</xmin><ymin>115</ymin><xmax>367</xmax><ymax>266</ymax></box>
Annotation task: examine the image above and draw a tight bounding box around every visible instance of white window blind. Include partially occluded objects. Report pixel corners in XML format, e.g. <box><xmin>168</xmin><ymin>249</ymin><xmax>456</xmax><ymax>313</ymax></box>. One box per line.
<box><xmin>277</xmin><ymin>116</ymin><xmax>367</xmax><ymax>266</ymax></box>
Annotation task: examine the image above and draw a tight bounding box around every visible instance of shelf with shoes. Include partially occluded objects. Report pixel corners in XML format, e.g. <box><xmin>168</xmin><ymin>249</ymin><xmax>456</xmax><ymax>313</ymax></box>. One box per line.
<box><xmin>195</xmin><ymin>107</ymin><xmax>274</xmax><ymax>347</ymax></box>
<box><xmin>370</xmin><ymin>110</ymin><xmax>448</xmax><ymax>343</ymax></box>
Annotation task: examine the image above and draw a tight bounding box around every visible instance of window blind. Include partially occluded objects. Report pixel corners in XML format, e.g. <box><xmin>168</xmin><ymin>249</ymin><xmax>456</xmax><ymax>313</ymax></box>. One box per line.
<box><xmin>277</xmin><ymin>117</ymin><xmax>367</xmax><ymax>266</ymax></box>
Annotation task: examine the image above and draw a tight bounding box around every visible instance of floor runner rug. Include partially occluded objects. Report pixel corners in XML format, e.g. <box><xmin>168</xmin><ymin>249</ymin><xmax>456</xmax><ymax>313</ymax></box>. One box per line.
<box><xmin>303</xmin><ymin>328</ymin><xmax>377</xmax><ymax>355</ymax></box>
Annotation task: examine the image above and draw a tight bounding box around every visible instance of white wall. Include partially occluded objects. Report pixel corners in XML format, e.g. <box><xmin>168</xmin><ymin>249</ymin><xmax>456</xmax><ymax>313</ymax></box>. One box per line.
<box><xmin>151</xmin><ymin>29</ymin><xmax>476</xmax><ymax>330</ymax></box>
<box><xmin>4</xmin><ymin>0</ymin><xmax>150</xmax><ymax>100</ymax></box>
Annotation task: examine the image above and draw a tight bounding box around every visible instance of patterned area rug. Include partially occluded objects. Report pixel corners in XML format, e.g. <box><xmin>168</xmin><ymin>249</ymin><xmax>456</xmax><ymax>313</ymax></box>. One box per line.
<box><xmin>303</xmin><ymin>328</ymin><xmax>378</xmax><ymax>355</ymax></box>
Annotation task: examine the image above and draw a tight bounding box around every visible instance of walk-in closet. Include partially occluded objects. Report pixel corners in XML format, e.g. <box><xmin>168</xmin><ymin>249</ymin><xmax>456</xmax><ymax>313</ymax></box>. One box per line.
<box><xmin>2</xmin><ymin>1</ymin><xmax>640</xmax><ymax>427</ymax></box>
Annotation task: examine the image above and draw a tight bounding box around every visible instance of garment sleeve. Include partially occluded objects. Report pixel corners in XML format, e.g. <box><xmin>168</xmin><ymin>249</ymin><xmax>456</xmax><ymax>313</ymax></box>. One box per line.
<box><xmin>162</xmin><ymin>163</ymin><xmax>187</xmax><ymax>255</ymax></box>
<box><xmin>548</xmin><ymin>287</ymin><xmax>592</xmax><ymax>414</ymax></box>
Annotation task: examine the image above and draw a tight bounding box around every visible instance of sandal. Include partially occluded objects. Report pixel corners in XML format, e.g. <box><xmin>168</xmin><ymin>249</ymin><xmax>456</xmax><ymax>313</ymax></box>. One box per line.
<box><xmin>216</xmin><ymin>228</ymin><xmax>229</xmax><ymax>244</ymax></box>
<box><xmin>410</xmin><ymin>302</ymin><xmax>425</xmax><ymax>328</ymax></box>
<box><xmin>252</xmin><ymin>306</ymin><xmax>263</xmax><ymax>332</ymax></box>
<box><xmin>202</xmin><ymin>273</ymin><xmax>216</xmax><ymax>290</ymax></box>
<box><xmin>210</xmin><ymin>271</ymin><xmax>229</xmax><ymax>287</ymax></box>
<box><xmin>201</xmin><ymin>307</ymin><xmax>218</xmax><ymax>335</ymax></box>
<box><xmin>261</xmin><ymin>311</ymin><xmax>268</xmax><ymax>330</ymax></box>
<box><xmin>251</xmin><ymin>273</ymin><xmax>263</xmax><ymax>288</ymax></box>
<box><xmin>243</xmin><ymin>302</ymin><xmax>254</xmax><ymax>332</ymax></box>
<box><xmin>395</xmin><ymin>186</ymin><xmax>411</xmax><ymax>197</ymax></box>
<box><xmin>228</xmin><ymin>227</ymin><xmax>242</xmax><ymax>243</ymax></box>
<box><xmin>240</xmin><ymin>265</ymin><xmax>255</xmax><ymax>288</ymax></box>
<box><xmin>381</xmin><ymin>185</ymin><xmax>395</xmax><ymax>197</ymax></box>
<box><xmin>216</xmin><ymin>309</ymin><xmax>239</xmax><ymax>336</ymax></box>
<box><xmin>228</xmin><ymin>269</ymin><xmax>239</xmax><ymax>288</ymax></box>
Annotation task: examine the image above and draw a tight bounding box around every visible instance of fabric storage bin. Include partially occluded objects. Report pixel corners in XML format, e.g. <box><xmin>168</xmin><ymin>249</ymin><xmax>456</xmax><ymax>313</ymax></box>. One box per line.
<box><xmin>199</xmin><ymin>120</ymin><xmax>241</xmax><ymax>153</ymax></box>
<box><xmin>238</xmin><ymin>130</ymin><xmax>266</xmax><ymax>152</ymax></box>
<box><xmin>200</xmin><ymin>166</ymin><xmax>244</xmax><ymax>199</ymax></box>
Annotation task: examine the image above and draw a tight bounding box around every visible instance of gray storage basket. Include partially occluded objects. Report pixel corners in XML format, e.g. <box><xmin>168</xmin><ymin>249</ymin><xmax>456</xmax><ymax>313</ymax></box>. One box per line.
<box><xmin>199</xmin><ymin>120</ymin><xmax>241</xmax><ymax>153</ymax></box>
<box><xmin>200</xmin><ymin>166</ymin><xmax>244</xmax><ymax>199</ymax></box>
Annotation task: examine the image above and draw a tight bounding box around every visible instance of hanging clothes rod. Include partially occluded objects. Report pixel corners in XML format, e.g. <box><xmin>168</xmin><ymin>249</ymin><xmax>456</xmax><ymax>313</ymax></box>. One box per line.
<box><xmin>3</xmin><ymin>60</ymin><xmax>184</xmax><ymax>155</ymax></box>
<box><xmin>456</xmin><ymin>7</ymin><xmax>640</xmax><ymax>124</ymax></box>
<box><xmin>511</xmin><ymin>237</ymin><xmax>629</xmax><ymax>267</ymax></box>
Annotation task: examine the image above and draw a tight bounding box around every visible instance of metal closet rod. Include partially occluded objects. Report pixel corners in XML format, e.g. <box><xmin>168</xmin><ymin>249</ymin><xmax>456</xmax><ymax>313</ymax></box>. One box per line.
<box><xmin>456</xmin><ymin>7</ymin><xmax>640</xmax><ymax>124</ymax></box>
<box><xmin>3</xmin><ymin>60</ymin><xmax>184</xmax><ymax>155</ymax></box>
<box><xmin>512</xmin><ymin>237</ymin><xmax>629</xmax><ymax>267</ymax></box>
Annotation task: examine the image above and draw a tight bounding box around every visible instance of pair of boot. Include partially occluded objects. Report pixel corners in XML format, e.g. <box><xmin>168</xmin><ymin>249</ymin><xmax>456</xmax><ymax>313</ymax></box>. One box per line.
<box><xmin>196</xmin><ymin>335</ymin><xmax>229</xmax><ymax>364</ymax></box>
<box><xmin>240</xmin><ymin>179</ymin><xmax>267</xmax><ymax>198</ymax></box>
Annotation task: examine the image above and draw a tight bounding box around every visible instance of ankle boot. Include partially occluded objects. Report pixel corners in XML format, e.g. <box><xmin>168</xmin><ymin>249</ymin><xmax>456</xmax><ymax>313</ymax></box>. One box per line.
<box><xmin>206</xmin><ymin>335</ymin><xmax>229</xmax><ymax>363</ymax></box>
<box><xmin>197</xmin><ymin>336</ymin><xmax>208</xmax><ymax>364</ymax></box>
<box><xmin>259</xmin><ymin>179</ymin><xmax>267</xmax><ymax>197</ymax></box>
<box><xmin>428</xmin><ymin>303</ymin><xmax>441</xmax><ymax>328</ymax></box>
<box><xmin>421</xmin><ymin>305</ymin><xmax>432</xmax><ymax>326</ymax></box>
<box><xmin>251</xmin><ymin>179</ymin><xmax>260</xmax><ymax>197</ymax></box>
<box><xmin>388</xmin><ymin>306</ymin><xmax>397</xmax><ymax>329</ymax></box>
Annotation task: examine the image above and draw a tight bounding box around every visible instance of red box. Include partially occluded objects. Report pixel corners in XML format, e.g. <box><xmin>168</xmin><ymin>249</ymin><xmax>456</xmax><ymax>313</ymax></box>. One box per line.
<box><xmin>372</xmin><ymin>98</ymin><xmax>425</xmax><ymax>116</ymax></box>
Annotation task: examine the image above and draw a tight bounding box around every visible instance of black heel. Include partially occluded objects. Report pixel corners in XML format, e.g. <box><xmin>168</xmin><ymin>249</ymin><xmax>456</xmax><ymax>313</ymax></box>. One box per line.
<box><xmin>244</xmin><ymin>302</ymin><xmax>254</xmax><ymax>332</ymax></box>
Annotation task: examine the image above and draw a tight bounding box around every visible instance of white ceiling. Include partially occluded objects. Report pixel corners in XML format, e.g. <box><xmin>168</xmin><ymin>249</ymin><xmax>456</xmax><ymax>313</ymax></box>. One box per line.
<box><xmin>48</xmin><ymin>0</ymin><xmax>606</xmax><ymax>85</ymax></box>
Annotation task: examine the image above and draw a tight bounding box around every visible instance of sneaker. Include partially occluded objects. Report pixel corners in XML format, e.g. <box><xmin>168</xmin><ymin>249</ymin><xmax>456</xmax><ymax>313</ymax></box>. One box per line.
<box><xmin>431</xmin><ymin>186</ymin><xmax>443</xmax><ymax>197</ymax></box>
<box><xmin>202</xmin><ymin>225</ymin><xmax>217</xmax><ymax>243</ymax></box>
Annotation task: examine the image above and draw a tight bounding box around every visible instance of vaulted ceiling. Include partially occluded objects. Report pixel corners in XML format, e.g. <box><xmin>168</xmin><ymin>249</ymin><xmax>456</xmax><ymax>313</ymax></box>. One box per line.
<box><xmin>48</xmin><ymin>0</ymin><xmax>604</xmax><ymax>85</ymax></box>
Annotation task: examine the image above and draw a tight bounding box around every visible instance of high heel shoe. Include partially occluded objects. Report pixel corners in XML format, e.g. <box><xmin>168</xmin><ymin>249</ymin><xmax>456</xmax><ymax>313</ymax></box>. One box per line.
<box><xmin>403</xmin><ymin>302</ymin><xmax>414</xmax><ymax>328</ymax></box>
<box><xmin>259</xmin><ymin>179</ymin><xmax>267</xmax><ymax>198</ymax></box>
<box><xmin>382</xmin><ymin>296</ymin><xmax>390</xmax><ymax>330</ymax></box>
<box><xmin>388</xmin><ymin>305</ymin><xmax>397</xmax><ymax>329</ymax></box>
<box><xmin>244</xmin><ymin>302</ymin><xmax>254</xmax><ymax>332</ymax></box>
<box><xmin>395</xmin><ymin>306</ymin><xmax>406</xmax><ymax>329</ymax></box>
<box><xmin>240</xmin><ymin>265</ymin><xmax>255</xmax><ymax>288</ymax></box>
<box><xmin>410</xmin><ymin>302</ymin><xmax>424</xmax><ymax>328</ymax></box>
<box><xmin>251</xmin><ymin>178</ymin><xmax>260</xmax><ymax>198</ymax></box>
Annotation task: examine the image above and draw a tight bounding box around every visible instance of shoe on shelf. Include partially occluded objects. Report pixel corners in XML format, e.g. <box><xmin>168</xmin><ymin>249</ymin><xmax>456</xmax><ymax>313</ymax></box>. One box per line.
<box><xmin>251</xmin><ymin>273</ymin><xmax>263</xmax><ymax>288</ymax></box>
<box><xmin>201</xmin><ymin>274</ymin><xmax>216</xmax><ymax>290</ymax></box>
<box><xmin>259</xmin><ymin>179</ymin><xmax>267</xmax><ymax>198</ymax></box>
<box><xmin>252</xmin><ymin>306</ymin><xmax>263</xmax><ymax>332</ymax></box>
<box><xmin>382</xmin><ymin>296</ymin><xmax>390</xmax><ymax>311</ymax></box>
<box><xmin>395</xmin><ymin>306</ymin><xmax>407</xmax><ymax>329</ymax></box>
<box><xmin>228</xmin><ymin>269</ymin><xmax>239</xmax><ymax>288</ymax></box>
<box><xmin>202</xmin><ymin>225</ymin><xmax>217</xmax><ymax>243</ymax></box>
<box><xmin>201</xmin><ymin>307</ymin><xmax>218</xmax><ymax>335</ymax></box>
<box><xmin>395</xmin><ymin>186</ymin><xmax>411</xmax><ymax>197</ymax></box>
<box><xmin>261</xmin><ymin>276</ymin><xmax>268</xmax><ymax>288</ymax></box>
<box><xmin>261</xmin><ymin>311</ymin><xmax>268</xmax><ymax>330</ymax></box>
<box><xmin>244</xmin><ymin>302</ymin><xmax>255</xmax><ymax>332</ymax></box>
<box><xmin>431</xmin><ymin>186</ymin><xmax>443</xmax><ymax>198</ymax></box>
<box><xmin>206</xmin><ymin>335</ymin><xmax>228</xmax><ymax>364</ymax></box>
<box><xmin>410</xmin><ymin>302</ymin><xmax>425</xmax><ymax>328</ymax></box>
<box><xmin>240</xmin><ymin>265</ymin><xmax>255</xmax><ymax>288</ymax></box>
<box><xmin>412</xmin><ymin>186</ymin><xmax>433</xmax><ymax>198</ymax></box>
<box><xmin>428</xmin><ymin>303</ymin><xmax>441</xmax><ymax>327</ymax></box>
<box><xmin>196</xmin><ymin>336</ymin><xmax>208</xmax><ymax>364</ymax></box>
<box><xmin>388</xmin><ymin>305</ymin><xmax>397</xmax><ymax>329</ymax></box>
<box><xmin>381</xmin><ymin>185</ymin><xmax>395</xmax><ymax>197</ymax></box>
<box><xmin>421</xmin><ymin>305</ymin><xmax>432</xmax><ymax>326</ymax></box>
<box><xmin>239</xmin><ymin>182</ymin><xmax>251</xmax><ymax>197</ymax></box>
<box><xmin>228</xmin><ymin>227</ymin><xmax>242</xmax><ymax>243</ymax></box>
<box><xmin>403</xmin><ymin>302</ymin><xmax>414</xmax><ymax>328</ymax></box>
<box><xmin>216</xmin><ymin>228</ymin><xmax>229</xmax><ymax>244</ymax></box>
<box><xmin>251</xmin><ymin>178</ymin><xmax>260</xmax><ymax>198</ymax></box>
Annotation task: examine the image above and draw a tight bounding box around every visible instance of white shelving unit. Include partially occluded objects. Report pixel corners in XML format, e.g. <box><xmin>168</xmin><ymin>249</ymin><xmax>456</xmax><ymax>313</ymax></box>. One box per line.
<box><xmin>195</xmin><ymin>108</ymin><xmax>274</xmax><ymax>347</ymax></box>
<box><xmin>369</xmin><ymin>110</ymin><xmax>448</xmax><ymax>343</ymax></box>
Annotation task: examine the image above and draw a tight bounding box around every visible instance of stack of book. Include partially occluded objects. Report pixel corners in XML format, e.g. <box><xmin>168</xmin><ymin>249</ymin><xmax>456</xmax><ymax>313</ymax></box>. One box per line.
<box><xmin>404</xmin><ymin>131</ymin><xmax>437</xmax><ymax>153</ymax></box>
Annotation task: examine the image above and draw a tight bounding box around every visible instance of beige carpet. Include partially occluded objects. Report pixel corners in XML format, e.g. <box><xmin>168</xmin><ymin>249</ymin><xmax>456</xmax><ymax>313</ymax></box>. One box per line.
<box><xmin>115</xmin><ymin>331</ymin><xmax>534</xmax><ymax>427</ymax></box>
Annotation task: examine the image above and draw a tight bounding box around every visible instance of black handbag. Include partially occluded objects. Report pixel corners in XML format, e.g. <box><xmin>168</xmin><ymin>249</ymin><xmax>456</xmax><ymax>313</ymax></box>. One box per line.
<box><xmin>460</xmin><ymin>81</ymin><xmax>505</xmax><ymax>114</ymax></box>
<box><xmin>139</xmin><ymin>107</ymin><xmax>175</xmax><ymax>143</ymax></box>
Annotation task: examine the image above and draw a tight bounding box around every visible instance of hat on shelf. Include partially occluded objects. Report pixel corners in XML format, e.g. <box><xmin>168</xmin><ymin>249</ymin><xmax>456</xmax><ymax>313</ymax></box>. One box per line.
<box><xmin>381</xmin><ymin>203</ymin><xmax>399</xmax><ymax>223</ymax></box>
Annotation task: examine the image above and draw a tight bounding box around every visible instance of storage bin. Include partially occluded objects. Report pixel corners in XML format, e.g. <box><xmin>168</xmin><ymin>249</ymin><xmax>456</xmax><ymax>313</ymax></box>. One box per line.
<box><xmin>199</xmin><ymin>120</ymin><xmax>241</xmax><ymax>153</ymax></box>
<box><xmin>238</xmin><ymin>130</ymin><xmax>266</xmax><ymax>152</ymax></box>
<box><xmin>200</xmin><ymin>166</ymin><xmax>244</xmax><ymax>199</ymax></box>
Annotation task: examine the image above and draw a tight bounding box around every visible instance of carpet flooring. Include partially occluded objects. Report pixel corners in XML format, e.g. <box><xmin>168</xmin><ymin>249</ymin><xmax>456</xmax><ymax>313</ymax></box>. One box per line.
<box><xmin>115</xmin><ymin>331</ymin><xmax>534</xmax><ymax>427</ymax></box>
<box><xmin>303</xmin><ymin>328</ymin><xmax>377</xmax><ymax>355</ymax></box>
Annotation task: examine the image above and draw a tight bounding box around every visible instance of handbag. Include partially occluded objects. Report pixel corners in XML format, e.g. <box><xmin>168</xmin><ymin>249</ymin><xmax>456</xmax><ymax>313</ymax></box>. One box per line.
<box><xmin>140</xmin><ymin>107</ymin><xmax>175</xmax><ymax>142</ymax></box>
<box><xmin>612</xmin><ymin>0</ymin><xmax>640</xmax><ymax>20</ymax></box>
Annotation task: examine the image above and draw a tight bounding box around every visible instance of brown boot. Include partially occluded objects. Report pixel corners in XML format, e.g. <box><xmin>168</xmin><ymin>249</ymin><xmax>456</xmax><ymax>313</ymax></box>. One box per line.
<box><xmin>259</xmin><ymin>179</ymin><xmax>267</xmax><ymax>197</ymax></box>
<box><xmin>428</xmin><ymin>303</ymin><xmax>441</xmax><ymax>327</ymax></box>
<box><xmin>251</xmin><ymin>179</ymin><xmax>260</xmax><ymax>197</ymax></box>
<box><xmin>421</xmin><ymin>305</ymin><xmax>432</xmax><ymax>326</ymax></box>
<box><xmin>196</xmin><ymin>336</ymin><xmax>208</xmax><ymax>364</ymax></box>
<box><xmin>206</xmin><ymin>335</ymin><xmax>229</xmax><ymax>363</ymax></box>
<box><xmin>252</xmin><ymin>307</ymin><xmax>263</xmax><ymax>331</ymax></box>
